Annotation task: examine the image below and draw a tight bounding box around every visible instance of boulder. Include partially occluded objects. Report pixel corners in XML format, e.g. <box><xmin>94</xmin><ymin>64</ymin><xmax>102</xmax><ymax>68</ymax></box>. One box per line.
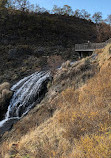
<box><xmin>0</xmin><ymin>82</ymin><xmax>12</xmax><ymax>121</ymax></box>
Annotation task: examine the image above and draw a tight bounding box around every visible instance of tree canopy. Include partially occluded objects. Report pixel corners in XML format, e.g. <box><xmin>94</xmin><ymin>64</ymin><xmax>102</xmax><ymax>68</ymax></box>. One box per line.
<box><xmin>92</xmin><ymin>12</ymin><xmax>102</xmax><ymax>24</ymax></box>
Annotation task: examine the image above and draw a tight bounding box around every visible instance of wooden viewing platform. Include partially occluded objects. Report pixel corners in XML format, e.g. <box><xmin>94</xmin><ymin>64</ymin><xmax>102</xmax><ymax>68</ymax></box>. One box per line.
<box><xmin>75</xmin><ymin>38</ymin><xmax>111</xmax><ymax>52</ymax></box>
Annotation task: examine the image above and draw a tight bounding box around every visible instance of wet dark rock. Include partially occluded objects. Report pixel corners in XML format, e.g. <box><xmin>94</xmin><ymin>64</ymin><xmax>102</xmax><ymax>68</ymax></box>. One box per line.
<box><xmin>0</xmin><ymin>82</ymin><xmax>12</xmax><ymax>121</ymax></box>
<box><xmin>0</xmin><ymin>118</ymin><xmax>19</xmax><ymax>135</ymax></box>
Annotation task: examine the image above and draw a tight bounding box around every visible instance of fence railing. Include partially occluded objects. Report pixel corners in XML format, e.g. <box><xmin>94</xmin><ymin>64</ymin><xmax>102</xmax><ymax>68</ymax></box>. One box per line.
<box><xmin>75</xmin><ymin>38</ymin><xmax>111</xmax><ymax>51</ymax></box>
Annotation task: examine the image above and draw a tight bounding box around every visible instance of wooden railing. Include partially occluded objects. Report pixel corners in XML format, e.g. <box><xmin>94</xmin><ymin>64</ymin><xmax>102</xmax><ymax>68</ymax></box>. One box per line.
<box><xmin>75</xmin><ymin>38</ymin><xmax>111</xmax><ymax>52</ymax></box>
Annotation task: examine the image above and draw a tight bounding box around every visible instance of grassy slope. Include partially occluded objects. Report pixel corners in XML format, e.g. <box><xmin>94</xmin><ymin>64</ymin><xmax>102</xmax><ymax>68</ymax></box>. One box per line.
<box><xmin>0</xmin><ymin>44</ymin><xmax>111</xmax><ymax>158</ymax></box>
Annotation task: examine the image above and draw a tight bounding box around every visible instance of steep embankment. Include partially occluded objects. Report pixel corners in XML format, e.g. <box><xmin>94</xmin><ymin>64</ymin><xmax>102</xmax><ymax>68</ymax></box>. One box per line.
<box><xmin>0</xmin><ymin>44</ymin><xmax>111</xmax><ymax>158</ymax></box>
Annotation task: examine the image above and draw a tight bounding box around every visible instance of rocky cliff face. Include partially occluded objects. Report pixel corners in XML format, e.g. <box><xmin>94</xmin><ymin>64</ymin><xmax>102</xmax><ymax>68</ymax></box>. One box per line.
<box><xmin>0</xmin><ymin>82</ymin><xmax>12</xmax><ymax>121</ymax></box>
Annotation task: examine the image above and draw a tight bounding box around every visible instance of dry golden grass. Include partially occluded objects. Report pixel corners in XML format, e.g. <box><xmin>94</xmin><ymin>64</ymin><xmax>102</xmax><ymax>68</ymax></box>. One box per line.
<box><xmin>1</xmin><ymin>44</ymin><xmax>111</xmax><ymax>158</ymax></box>
<box><xmin>68</xmin><ymin>132</ymin><xmax>111</xmax><ymax>158</ymax></box>
<box><xmin>97</xmin><ymin>43</ymin><xmax>111</xmax><ymax>67</ymax></box>
<box><xmin>0</xmin><ymin>82</ymin><xmax>10</xmax><ymax>92</ymax></box>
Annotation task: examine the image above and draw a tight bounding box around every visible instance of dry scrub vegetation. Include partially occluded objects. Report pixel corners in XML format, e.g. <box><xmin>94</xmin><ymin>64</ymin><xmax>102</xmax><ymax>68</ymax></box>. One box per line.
<box><xmin>0</xmin><ymin>45</ymin><xmax>111</xmax><ymax>158</ymax></box>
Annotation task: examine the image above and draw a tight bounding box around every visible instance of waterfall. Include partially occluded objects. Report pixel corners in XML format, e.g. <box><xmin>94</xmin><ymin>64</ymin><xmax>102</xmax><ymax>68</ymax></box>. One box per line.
<box><xmin>0</xmin><ymin>71</ymin><xmax>51</xmax><ymax>133</ymax></box>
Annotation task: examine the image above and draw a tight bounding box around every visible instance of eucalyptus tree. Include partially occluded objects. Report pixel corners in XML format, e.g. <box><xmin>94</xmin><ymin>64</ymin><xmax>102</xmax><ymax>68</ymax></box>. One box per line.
<box><xmin>80</xmin><ymin>9</ymin><xmax>91</xmax><ymax>20</ymax></box>
<box><xmin>92</xmin><ymin>12</ymin><xmax>102</xmax><ymax>24</ymax></box>
<box><xmin>52</xmin><ymin>5</ymin><xmax>62</xmax><ymax>15</ymax></box>
<box><xmin>62</xmin><ymin>5</ymin><xmax>73</xmax><ymax>15</ymax></box>
<box><xmin>13</xmin><ymin>0</ymin><xmax>30</xmax><ymax>11</ymax></box>
<box><xmin>73</xmin><ymin>9</ymin><xmax>81</xmax><ymax>18</ymax></box>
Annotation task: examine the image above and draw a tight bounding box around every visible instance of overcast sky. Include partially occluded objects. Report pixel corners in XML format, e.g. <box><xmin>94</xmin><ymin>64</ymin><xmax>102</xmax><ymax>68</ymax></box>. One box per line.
<box><xmin>29</xmin><ymin>0</ymin><xmax>111</xmax><ymax>19</ymax></box>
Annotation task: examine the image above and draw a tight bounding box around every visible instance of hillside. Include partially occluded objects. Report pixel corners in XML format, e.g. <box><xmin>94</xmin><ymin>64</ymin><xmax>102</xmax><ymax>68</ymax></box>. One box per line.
<box><xmin>0</xmin><ymin>44</ymin><xmax>111</xmax><ymax>158</ymax></box>
<box><xmin>0</xmin><ymin>8</ymin><xmax>99</xmax><ymax>85</ymax></box>
<box><xmin>0</xmin><ymin>9</ymin><xmax>97</xmax><ymax>46</ymax></box>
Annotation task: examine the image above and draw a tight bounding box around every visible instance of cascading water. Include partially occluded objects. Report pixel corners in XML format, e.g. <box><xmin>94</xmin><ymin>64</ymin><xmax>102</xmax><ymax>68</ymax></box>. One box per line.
<box><xmin>0</xmin><ymin>71</ymin><xmax>51</xmax><ymax>134</ymax></box>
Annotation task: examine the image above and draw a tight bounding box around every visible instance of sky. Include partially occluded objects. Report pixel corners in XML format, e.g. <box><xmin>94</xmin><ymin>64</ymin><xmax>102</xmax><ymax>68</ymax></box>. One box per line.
<box><xmin>29</xmin><ymin>0</ymin><xmax>111</xmax><ymax>19</ymax></box>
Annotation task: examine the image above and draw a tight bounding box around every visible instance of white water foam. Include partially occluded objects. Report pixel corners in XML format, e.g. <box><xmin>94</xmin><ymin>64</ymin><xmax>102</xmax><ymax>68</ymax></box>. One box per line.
<box><xmin>0</xmin><ymin>71</ymin><xmax>51</xmax><ymax>128</ymax></box>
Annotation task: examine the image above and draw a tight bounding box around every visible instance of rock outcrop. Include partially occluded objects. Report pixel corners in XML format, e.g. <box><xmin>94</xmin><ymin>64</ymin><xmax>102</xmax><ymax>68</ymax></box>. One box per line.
<box><xmin>0</xmin><ymin>82</ymin><xmax>12</xmax><ymax>121</ymax></box>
